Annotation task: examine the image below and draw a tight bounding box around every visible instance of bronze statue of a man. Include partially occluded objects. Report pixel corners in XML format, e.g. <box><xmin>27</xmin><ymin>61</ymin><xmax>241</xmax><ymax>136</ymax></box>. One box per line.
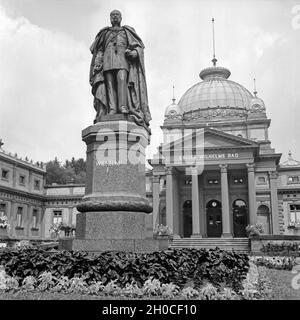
<box><xmin>89</xmin><ymin>10</ymin><xmax>151</xmax><ymax>130</ymax></box>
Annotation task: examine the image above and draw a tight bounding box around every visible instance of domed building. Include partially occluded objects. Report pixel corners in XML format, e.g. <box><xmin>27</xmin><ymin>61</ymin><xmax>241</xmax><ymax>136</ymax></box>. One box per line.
<box><xmin>149</xmin><ymin>58</ymin><xmax>300</xmax><ymax>249</ymax></box>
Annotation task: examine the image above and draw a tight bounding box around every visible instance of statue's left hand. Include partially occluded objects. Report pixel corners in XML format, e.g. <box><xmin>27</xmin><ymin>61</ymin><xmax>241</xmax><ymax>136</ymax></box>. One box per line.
<box><xmin>125</xmin><ymin>49</ymin><xmax>138</xmax><ymax>60</ymax></box>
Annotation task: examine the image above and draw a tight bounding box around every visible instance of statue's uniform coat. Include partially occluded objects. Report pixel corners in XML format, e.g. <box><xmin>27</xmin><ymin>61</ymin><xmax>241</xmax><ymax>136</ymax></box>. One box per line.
<box><xmin>90</xmin><ymin>25</ymin><xmax>151</xmax><ymax>129</ymax></box>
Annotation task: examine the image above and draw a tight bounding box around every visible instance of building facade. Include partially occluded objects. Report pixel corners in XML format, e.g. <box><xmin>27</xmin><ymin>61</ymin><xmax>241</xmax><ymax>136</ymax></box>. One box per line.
<box><xmin>149</xmin><ymin>63</ymin><xmax>300</xmax><ymax>239</ymax></box>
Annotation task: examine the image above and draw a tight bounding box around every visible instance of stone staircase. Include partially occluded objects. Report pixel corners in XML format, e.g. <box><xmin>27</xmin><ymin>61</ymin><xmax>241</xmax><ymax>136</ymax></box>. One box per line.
<box><xmin>169</xmin><ymin>237</ymin><xmax>250</xmax><ymax>252</ymax></box>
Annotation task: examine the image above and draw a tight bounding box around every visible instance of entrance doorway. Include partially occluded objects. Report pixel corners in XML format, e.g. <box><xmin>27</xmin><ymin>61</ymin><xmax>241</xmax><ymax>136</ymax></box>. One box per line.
<box><xmin>257</xmin><ymin>205</ymin><xmax>270</xmax><ymax>234</ymax></box>
<box><xmin>206</xmin><ymin>200</ymin><xmax>222</xmax><ymax>237</ymax></box>
<box><xmin>233</xmin><ymin>199</ymin><xmax>247</xmax><ymax>237</ymax></box>
<box><xmin>183</xmin><ymin>200</ymin><xmax>192</xmax><ymax>237</ymax></box>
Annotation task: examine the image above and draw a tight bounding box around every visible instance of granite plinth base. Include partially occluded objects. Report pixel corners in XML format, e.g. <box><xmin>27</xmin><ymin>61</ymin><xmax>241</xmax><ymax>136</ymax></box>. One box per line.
<box><xmin>75</xmin><ymin>211</ymin><xmax>154</xmax><ymax>239</ymax></box>
<box><xmin>71</xmin><ymin>210</ymin><xmax>168</xmax><ymax>252</ymax></box>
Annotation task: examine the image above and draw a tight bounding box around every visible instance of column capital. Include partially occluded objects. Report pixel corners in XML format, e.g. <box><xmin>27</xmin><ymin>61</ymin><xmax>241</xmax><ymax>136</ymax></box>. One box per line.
<box><xmin>165</xmin><ymin>167</ymin><xmax>174</xmax><ymax>175</ymax></box>
<box><xmin>268</xmin><ymin>171</ymin><xmax>278</xmax><ymax>179</ymax></box>
<box><xmin>219</xmin><ymin>164</ymin><xmax>228</xmax><ymax>173</ymax></box>
<box><xmin>246</xmin><ymin>163</ymin><xmax>255</xmax><ymax>172</ymax></box>
<box><xmin>152</xmin><ymin>175</ymin><xmax>160</xmax><ymax>183</ymax></box>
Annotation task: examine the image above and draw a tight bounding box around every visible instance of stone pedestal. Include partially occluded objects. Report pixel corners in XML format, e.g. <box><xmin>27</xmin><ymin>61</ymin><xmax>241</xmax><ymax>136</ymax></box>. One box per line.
<box><xmin>72</xmin><ymin>118</ymin><xmax>162</xmax><ymax>252</ymax></box>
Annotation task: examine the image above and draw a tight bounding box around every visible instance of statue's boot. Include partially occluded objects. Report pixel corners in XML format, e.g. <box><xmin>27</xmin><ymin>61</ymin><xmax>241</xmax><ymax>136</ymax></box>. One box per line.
<box><xmin>119</xmin><ymin>105</ymin><xmax>129</xmax><ymax>114</ymax></box>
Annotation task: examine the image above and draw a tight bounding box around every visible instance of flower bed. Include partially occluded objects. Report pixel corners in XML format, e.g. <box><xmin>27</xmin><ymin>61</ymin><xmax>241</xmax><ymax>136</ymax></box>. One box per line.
<box><xmin>0</xmin><ymin>248</ymin><xmax>249</xmax><ymax>292</ymax></box>
<box><xmin>0</xmin><ymin>264</ymin><xmax>271</xmax><ymax>300</ymax></box>
<box><xmin>250</xmin><ymin>255</ymin><xmax>296</xmax><ymax>270</ymax></box>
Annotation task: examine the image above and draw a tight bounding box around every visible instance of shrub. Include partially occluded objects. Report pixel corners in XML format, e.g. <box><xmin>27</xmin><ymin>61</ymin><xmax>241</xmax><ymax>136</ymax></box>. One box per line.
<box><xmin>240</xmin><ymin>262</ymin><xmax>272</xmax><ymax>300</ymax></box>
<box><xmin>103</xmin><ymin>280</ymin><xmax>122</xmax><ymax>296</ymax></box>
<box><xmin>219</xmin><ymin>287</ymin><xmax>239</xmax><ymax>300</ymax></box>
<box><xmin>161</xmin><ymin>283</ymin><xmax>180</xmax><ymax>298</ymax></box>
<box><xmin>68</xmin><ymin>277</ymin><xmax>89</xmax><ymax>294</ymax></box>
<box><xmin>0</xmin><ymin>247</ymin><xmax>249</xmax><ymax>291</ymax></box>
<box><xmin>14</xmin><ymin>240</ymin><xmax>33</xmax><ymax>249</ymax></box>
<box><xmin>51</xmin><ymin>276</ymin><xmax>70</xmax><ymax>293</ymax></box>
<box><xmin>88</xmin><ymin>281</ymin><xmax>104</xmax><ymax>295</ymax></box>
<box><xmin>37</xmin><ymin>272</ymin><xmax>56</xmax><ymax>291</ymax></box>
<box><xmin>153</xmin><ymin>224</ymin><xmax>172</xmax><ymax>236</ymax></box>
<box><xmin>142</xmin><ymin>277</ymin><xmax>162</xmax><ymax>296</ymax></box>
<box><xmin>0</xmin><ymin>215</ymin><xmax>10</xmax><ymax>229</ymax></box>
<box><xmin>120</xmin><ymin>282</ymin><xmax>143</xmax><ymax>298</ymax></box>
<box><xmin>199</xmin><ymin>283</ymin><xmax>219</xmax><ymax>300</ymax></box>
<box><xmin>5</xmin><ymin>276</ymin><xmax>19</xmax><ymax>291</ymax></box>
<box><xmin>0</xmin><ymin>267</ymin><xmax>7</xmax><ymax>290</ymax></box>
<box><xmin>261</xmin><ymin>242</ymin><xmax>300</xmax><ymax>256</ymax></box>
<box><xmin>22</xmin><ymin>276</ymin><xmax>36</xmax><ymax>291</ymax></box>
<box><xmin>250</xmin><ymin>255</ymin><xmax>296</xmax><ymax>270</ymax></box>
<box><xmin>180</xmin><ymin>287</ymin><xmax>200</xmax><ymax>299</ymax></box>
<box><xmin>246</xmin><ymin>222</ymin><xmax>264</xmax><ymax>237</ymax></box>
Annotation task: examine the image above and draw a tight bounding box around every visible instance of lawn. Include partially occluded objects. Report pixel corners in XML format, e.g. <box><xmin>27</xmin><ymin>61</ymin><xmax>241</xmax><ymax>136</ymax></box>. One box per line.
<box><xmin>268</xmin><ymin>269</ymin><xmax>300</xmax><ymax>300</ymax></box>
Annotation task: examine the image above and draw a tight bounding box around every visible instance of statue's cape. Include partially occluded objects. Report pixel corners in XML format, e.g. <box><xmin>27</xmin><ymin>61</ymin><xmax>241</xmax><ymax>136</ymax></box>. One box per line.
<box><xmin>89</xmin><ymin>25</ymin><xmax>151</xmax><ymax>126</ymax></box>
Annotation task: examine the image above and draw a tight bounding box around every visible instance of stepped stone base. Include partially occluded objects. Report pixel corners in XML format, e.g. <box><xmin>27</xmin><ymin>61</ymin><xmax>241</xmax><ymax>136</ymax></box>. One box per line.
<box><xmin>170</xmin><ymin>237</ymin><xmax>250</xmax><ymax>252</ymax></box>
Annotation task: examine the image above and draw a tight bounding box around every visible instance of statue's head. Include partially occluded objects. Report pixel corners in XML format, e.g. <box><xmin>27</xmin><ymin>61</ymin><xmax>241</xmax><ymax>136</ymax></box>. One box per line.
<box><xmin>110</xmin><ymin>10</ymin><xmax>122</xmax><ymax>26</ymax></box>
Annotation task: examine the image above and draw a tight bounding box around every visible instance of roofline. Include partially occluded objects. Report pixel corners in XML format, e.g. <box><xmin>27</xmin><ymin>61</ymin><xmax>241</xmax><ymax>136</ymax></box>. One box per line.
<box><xmin>161</xmin><ymin>118</ymin><xmax>271</xmax><ymax>130</ymax></box>
<box><xmin>44</xmin><ymin>183</ymin><xmax>85</xmax><ymax>188</ymax></box>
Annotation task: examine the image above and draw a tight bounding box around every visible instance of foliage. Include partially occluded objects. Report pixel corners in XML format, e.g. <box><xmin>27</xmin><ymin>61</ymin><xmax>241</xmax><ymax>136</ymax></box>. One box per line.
<box><xmin>153</xmin><ymin>224</ymin><xmax>172</xmax><ymax>236</ymax></box>
<box><xmin>0</xmin><ymin>263</ymin><xmax>273</xmax><ymax>300</ymax></box>
<box><xmin>180</xmin><ymin>287</ymin><xmax>200</xmax><ymax>299</ymax></box>
<box><xmin>22</xmin><ymin>276</ymin><xmax>36</xmax><ymax>291</ymax></box>
<box><xmin>198</xmin><ymin>283</ymin><xmax>219</xmax><ymax>300</ymax></box>
<box><xmin>245</xmin><ymin>222</ymin><xmax>264</xmax><ymax>237</ymax></box>
<box><xmin>250</xmin><ymin>255</ymin><xmax>296</xmax><ymax>270</ymax></box>
<box><xmin>0</xmin><ymin>248</ymin><xmax>249</xmax><ymax>292</ymax></box>
<box><xmin>121</xmin><ymin>281</ymin><xmax>143</xmax><ymax>298</ymax></box>
<box><xmin>240</xmin><ymin>262</ymin><xmax>272</xmax><ymax>300</ymax></box>
<box><xmin>49</xmin><ymin>222</ymin><xmax>63</xmax><ymax>237</ymax></box>
<box><xmin>103</xmin><ymin>280</ymin><xmax>122</xmax><ymax>296</ymax></box>
<box><xmin>0</xmin><ymin>215</ymin><xmax>10</xmax><ymax>229</ymax></box>
<box><xmin>37</xmin><ymin>272</ymin><xmax>56</xmax><ymax>291</ymax></box>
<box><xmin>261</xmin><ymin>242</ymin><xmax>300</xmax><ymax>256</ymax></box>
<box><xmin>51</xmin><ymin>276</ymin><xmax>70</xmax><ymax>293</ymax></box>
<box><xmin>45</xmin><ymin>157</ymin><xmax>86</xmax><ymax>185</ymax></box>
<box><xmin>160</xmin><ymin>283</ymin><xmax>180</xmax><ymax>298</ymax></box>
<box><xmin>13</xmin><ymin>240</ymin><xmax>33</xmax><ymax>249</ymax></box>
<box><xmin>142</xmin><ymin>277</ymin><xmax>162</xmax><ymax>296</ymax></box>
<box><xmin>68</xmin><ymin>276</ymin><xmax>89</xmax><ymax>294</ymax></box>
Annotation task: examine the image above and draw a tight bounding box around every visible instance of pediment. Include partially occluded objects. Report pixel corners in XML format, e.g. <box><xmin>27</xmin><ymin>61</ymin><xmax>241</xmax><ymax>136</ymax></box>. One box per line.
<box><xmin>164</xmin><ymin>128</ymin><xmax>258</xmax><ymax>150</ymax></box>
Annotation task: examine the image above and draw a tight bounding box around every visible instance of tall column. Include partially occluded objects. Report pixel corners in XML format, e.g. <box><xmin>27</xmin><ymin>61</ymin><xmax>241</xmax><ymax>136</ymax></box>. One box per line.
<box><xmin>191</xmin><ymin>167</ymin><xmax>201</xmax><ymax>238</ymax></box>
<box><xmin>269</xmin><ymin>171</ymin><xmax>280</xmax><ymax>234</ymax></box>
<box><xmin>220</xmin><ymin>164</ymin><xmax>232</xmax><ymax>238</ymax></box>
<box><xmin>247</xmin><ymin>163</ymin><xmax>257</xmax><ymax>225</ymax></box>
<box><xmin>166</xmin><ymin>167</ymin><xmax>174</xmax><ymax>233</ymax></box>
<box><xmin>152</xmin><ymin>175</ymin><xmax>160</xmax><ymax>229</ymax></box>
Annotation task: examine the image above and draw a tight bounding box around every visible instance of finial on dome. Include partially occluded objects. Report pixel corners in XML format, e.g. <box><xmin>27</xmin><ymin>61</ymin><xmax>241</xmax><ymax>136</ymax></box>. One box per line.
<box><xmin>253</xmin><ymin>78</ymin><xmax>257</xmax><ymax>97</ymax></box>
<box><xmin>288</xmin><ymin>150</ymin><xmax>292</xmax><ymax>159</ymax></box>
<box><xmin>0</xmin><ymin>139</ymin><xmax>4</xmax><ymax>149</ymax></box>
<box><xmin>212</xmin><ymin>18</ymin><xmax>217</xmax><ymax>67</ymax></box>
<box><xmin>172</xmin><ymin>85</ymin><xmax>176</xmax><ymax>104</ymax></box>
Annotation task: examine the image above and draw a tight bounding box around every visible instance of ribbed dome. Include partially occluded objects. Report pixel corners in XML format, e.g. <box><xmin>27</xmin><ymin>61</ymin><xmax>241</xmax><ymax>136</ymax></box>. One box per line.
<box><xmin>178</xmin><ymin>66</ymin><xmax>253</xmax><ymax>114</ymax></box>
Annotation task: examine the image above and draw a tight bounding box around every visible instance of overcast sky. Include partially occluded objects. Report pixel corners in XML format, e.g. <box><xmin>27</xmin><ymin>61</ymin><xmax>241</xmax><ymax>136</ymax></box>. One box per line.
<box><xmin>0</xmin><ymin>0</ymin><xmax>299</xmax><ymax>165</ymax></box>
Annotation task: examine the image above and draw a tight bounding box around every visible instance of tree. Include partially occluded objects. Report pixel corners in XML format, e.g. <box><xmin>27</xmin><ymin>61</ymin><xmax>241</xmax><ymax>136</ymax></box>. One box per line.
<box><xmin>45</xmin><ymin>157</ymin><xmax>86</xmax><ymax>185</ymax></box>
